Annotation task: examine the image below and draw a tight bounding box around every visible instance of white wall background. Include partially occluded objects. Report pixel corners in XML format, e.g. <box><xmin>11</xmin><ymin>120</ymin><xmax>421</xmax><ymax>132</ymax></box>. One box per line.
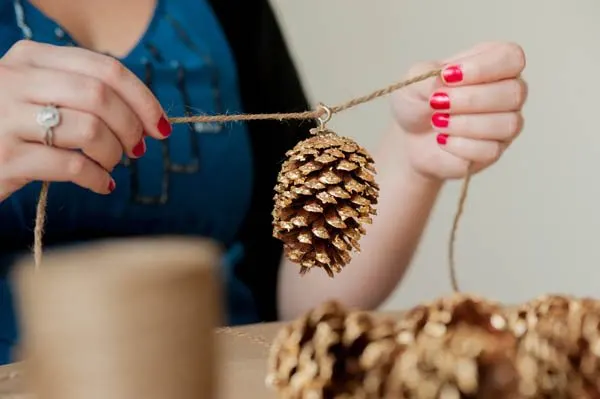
<box><xmin>270</xmin><ymin>0</ymin><xmax>600</xmax><ymax>310</ymax></box>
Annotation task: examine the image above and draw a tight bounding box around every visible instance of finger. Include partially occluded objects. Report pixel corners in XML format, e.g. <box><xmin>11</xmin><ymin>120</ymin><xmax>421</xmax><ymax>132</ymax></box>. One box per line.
<box><xmin>431</xmin><ymin>111</ymin><xmax>523</xmax><ymax>142</ymax></box>
<box><xmin>436</xmin><ymin>135</ymin><xmax>507</xmax><ymax>165</ymax></box>
<box><xmin>4</xmin><ymin>40</ymin><xmax>171</xmax><ymax>139</ymax></box>
<box><xmin>8</xmin><ymin>66</ymin><xmax>145</xmax><ymax>159</ymax></box>
<box><xmin>9</xmin><ymin>143</ymin><xmax>115</xmax><ymax>194</ymax></box>
<box><xmin>400</xmin><ymin>42</ymin><xmax>500</xmax><ymax>101</ymax></box>
<box><xmin>429</xmin><ymin>78</ymin><xmax>528</xmax><ymax>114</ymax></box>
<box><xmin>440</xmin><ymin>42</ymin><xmax>526</xmax><ymax>86</ymax></box>
<box><xmin>10</xmin><ymin>104</ymin><xmax>125</xmax><ymax>171</ymax></box>
<box><xmin>441</xmin><ymin>41</ymin><xmax>510</xmax><ymax>64</ymax></box>
<box><xmin>391</xmin><ymin>43</ymin><xmax>522</xmax><ymax>132</ymax></box>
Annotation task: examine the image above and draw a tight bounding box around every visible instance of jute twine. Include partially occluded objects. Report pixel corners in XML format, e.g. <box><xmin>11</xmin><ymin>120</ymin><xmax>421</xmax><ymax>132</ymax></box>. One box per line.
<box><xmin>31</xmin><ymin>67</ymin><xmax>472</xmax><ymax>295</ymax></box>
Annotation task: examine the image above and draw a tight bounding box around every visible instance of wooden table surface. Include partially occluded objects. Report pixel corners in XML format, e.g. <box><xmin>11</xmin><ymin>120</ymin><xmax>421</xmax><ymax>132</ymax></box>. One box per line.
<box><xmin>0</xmin><ymin>311</ymin><xmax>404</xmax><ymax>399</ymax></box>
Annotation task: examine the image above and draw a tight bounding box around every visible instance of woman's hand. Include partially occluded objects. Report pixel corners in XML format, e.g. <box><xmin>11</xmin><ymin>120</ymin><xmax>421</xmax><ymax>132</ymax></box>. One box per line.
<box><xmin>391</xmin><ymin>41</ymin><xmax>527</xmax><ymax>181</ymax></box>
<box><xmin>0</xmin><ymin>40</ymin><xmax>172</xmax><ymax>201</ymax></box>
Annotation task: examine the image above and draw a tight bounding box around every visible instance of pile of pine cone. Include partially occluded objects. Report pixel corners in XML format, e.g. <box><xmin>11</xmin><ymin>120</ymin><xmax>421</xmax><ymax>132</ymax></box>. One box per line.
<box><xmin>266</xmin><ymin>293</ymin><xmax>600</xmax><ymax>398</ymax></box>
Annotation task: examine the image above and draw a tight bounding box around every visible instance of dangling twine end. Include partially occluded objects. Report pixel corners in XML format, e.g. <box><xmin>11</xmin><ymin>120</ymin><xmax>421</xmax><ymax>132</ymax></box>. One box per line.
<box><xmin>33</xmin><ymin>182</ymin><xmax>50</xmax><ymax>269</ymax></box>
<box><xmin>448</xmin><ymin>165</ymin><xmax>473</xmax><ymax>293</ymax></box>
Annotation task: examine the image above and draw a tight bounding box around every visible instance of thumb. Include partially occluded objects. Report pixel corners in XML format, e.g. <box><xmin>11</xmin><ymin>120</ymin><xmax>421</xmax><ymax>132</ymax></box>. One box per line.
<box><xmin>390</xmin><ymin>61</ymin><xmax>442</xmax><ymax>133</ymax></box>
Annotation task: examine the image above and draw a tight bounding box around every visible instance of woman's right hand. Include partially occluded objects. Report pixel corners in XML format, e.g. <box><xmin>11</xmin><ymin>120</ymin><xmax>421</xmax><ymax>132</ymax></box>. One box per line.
<box><xmin>0</xmin><ymin>40</ymin><xmax>172</xmax><ymax>202</ymax></box>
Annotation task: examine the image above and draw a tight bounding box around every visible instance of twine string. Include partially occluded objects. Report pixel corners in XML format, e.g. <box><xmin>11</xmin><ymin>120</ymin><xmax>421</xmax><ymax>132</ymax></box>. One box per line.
<box><xmin>448</xmin><ymin>167</ymin><xmax>472</xmax><ymax>293</ymax></box>
<box><xmin>31</xmin><ymin>67</ymin><xmax>470</xmax><ymax>299</ymax></box>
<box><xmin>215</xmin><ymin>326</ymin><xmax>272</xmax><ymax>351</ymax></box>
<box><xmin>168</xmin><ymin>110</ymin><xmax>320</xmax><ymax>124</ymax></box>
<box><xmin>33</xmin><ymin>182</ymin><xmax>49</xmax><ymax>270</ymax></box>
<box><xmin>167</xmin><ymin>69</ymin><xmax>441</xmax><ymax>125</ymax></box>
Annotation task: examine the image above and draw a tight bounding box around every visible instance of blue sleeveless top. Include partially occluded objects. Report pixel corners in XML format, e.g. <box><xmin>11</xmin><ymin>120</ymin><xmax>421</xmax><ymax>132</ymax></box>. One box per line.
<box><xmin>0</xmin><ymin>0</ymin><xmax>262</xmax><ymax>363</ymax></box>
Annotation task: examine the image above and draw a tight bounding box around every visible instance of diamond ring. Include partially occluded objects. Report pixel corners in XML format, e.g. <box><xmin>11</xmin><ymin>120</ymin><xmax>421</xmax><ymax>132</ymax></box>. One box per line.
<box><xmin>36</xmin><ymin>105</ymin><xmax>61</xmax><ymax>146</ymax></box>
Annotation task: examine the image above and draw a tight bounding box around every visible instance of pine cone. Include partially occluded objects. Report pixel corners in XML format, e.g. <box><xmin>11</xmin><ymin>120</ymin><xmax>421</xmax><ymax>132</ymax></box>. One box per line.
<box><xmin>506</xmin><ymin>295</ymin><xmax>600</xmax><ymax>398</ymax></box>
<box><xmin>265</xmin><ymin>301</ymin><xmax>348</xmax><ymax>397</ymax></box>
<box><xmin>272</xmin><ymin>129</ymin><xmax>379</xmax><ymax>277</ymax></box>
<box><xmin>384</xmin><ymin>293</ymin><xmax>522</xmax><ymax>398</ymax></box>
<box><xmin>265</xmin><ymin>301</ymin><xmax>397</xmax><ymax>399</ymax></box>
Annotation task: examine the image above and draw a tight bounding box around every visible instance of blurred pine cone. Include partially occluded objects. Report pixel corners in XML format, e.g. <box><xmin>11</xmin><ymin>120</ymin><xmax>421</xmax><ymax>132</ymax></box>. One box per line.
<box><xmin>506</xmin><ymin>295</ymin><xmax>600</xmax><ymax>398</ymax></box>
<box><xmin>384</xmin><ymin>293</ymin><xmax>521</xmax><ymax>399</ymax></box>
<box><xmin>265</xmin><ymin>301</ymin><xmax>397</xmax><ymax>399</ymax></box>
<box><xmin>272</xmin><ymin>129</ymin><xmax>379</xmax><ymax>277</ymax></box>
<box><xmin>266</xmin><ymin>294</ymin><xmax>600</xmax><ymax>398</ymax></box>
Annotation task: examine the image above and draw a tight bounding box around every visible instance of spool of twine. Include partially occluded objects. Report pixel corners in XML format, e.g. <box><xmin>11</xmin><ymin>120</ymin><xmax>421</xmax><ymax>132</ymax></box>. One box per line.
<box><xmin>12</xmin><ymin>237</ymin><xmax>222</xmax><ymax>399</ymax></box>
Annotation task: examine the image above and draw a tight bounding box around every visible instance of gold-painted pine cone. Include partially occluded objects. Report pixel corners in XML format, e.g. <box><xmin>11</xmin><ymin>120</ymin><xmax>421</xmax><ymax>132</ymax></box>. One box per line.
<box><xmin>265</xmin><ymin>294</ymin><xmax>600</xmax><ymax>398</ymax></box>
<box><xmin>265</xmin><ymin>295</ymin><xmax>520</xmax><ymax>399</ymax></box>
<box><xmin>384</xmin><ymin>293</ymin><xmax>521</xmax><ymax>399</ymax></box>
<box><xmin>272</xmin><ymin>129</ymin><xmax>379</xmax><ymax>277</ymax></box>
<box><xmin>505</xmin><ymin>294</ymin><xmax>600</xmax><ymax>398</ymax></box>
<box><xmin>265</xmin><ymin>300</ymin><xmax>397</xmax><ymax>399</ymax></box>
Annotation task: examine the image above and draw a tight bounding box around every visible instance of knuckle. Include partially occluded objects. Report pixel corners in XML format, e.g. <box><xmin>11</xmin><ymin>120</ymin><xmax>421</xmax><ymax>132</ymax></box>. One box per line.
<box><xmin>507</xmin><ymin>112</ymin><xmax>524</xmax><ymax>138</ymax></box>
<box><xmin>503</xmin><ymin>42</ymin><xmax>526</xmax><ymax>70</ymax></box>
<box><xmin>512</xmin><ymin>79</ymin><xmax>528</xmax><ymax>109</ymax></box>
<box><xmin>0</xmin><ymin>64</ymin><xmax>16</xmax><ymax>84</ymax></box>
<box><xmin>0</xmin><ymin>142</ymin><xmax>13</xmax><ymax>166</ymax></box>
<box><xmin>472</xmin><ymin>64</ymin><xmax>483</xmax><ymax>81</ymax></box>
<box><xmin>66</xmin><ymin>154</ymin><xmax>87</xmax><ymax>177</ymax></box>
<box><xmin>6</xmin><ymin>40</ymin><xmax>37</xmax><ymax>58</ymax></box>
<box><xmin>86</xmin><ymin>79</ymin><xmax>110</xmax><ymax>108</ymax></box>
<box><xmin>80</xmin><ymin>115</ymin><xmax>103</xmax><ymax>144</ymax></box>
<box><xmin>460</xmin><ymin>90</ymin><xmax>476</xmax><ymax>111</ymax></box>
<box><xmin>99</xmin><ymin>57</ymin><xmax>126</xmax><ymax>84</ymax></box>
<box><xmin>487</xmin><ymin>142</ymin><xmax>502</xmax><ymax>163</ymax></box>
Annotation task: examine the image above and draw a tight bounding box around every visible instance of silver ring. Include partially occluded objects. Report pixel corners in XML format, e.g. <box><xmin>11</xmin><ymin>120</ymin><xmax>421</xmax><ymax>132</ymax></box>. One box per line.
<box><xmin>36</xmin><ymin>105</ymin><xmax>61</xmax><ymax>146</ymax></box>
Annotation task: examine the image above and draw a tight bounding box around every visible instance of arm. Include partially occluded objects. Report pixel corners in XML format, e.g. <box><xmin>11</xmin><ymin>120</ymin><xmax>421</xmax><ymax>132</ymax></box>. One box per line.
<box><xmin>207</xmin><ymin>0</ymin><xmax>526</xmax><ymax>321</ymax></box>
<box><xmin>278</xmin><ymin>42</ymin><xmax>527</xmax><ymax>320</ymax></box>
<box><xmin>277</xmin><ymin>122</ymin><xmax>442</xmax><ymax>320</ymax></box>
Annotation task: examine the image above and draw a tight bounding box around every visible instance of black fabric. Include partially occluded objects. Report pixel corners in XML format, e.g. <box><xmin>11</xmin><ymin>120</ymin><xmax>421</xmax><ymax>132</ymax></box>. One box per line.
<box><xmin>207</xmin><ymin>0</ymin><xmax>314</xmax><ymax>322</ymax></box>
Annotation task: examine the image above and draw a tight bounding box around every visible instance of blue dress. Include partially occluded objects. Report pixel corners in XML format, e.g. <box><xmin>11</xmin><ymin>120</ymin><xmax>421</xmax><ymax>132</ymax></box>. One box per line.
<box><xmin>0</xmin><ymin>0</ymin><xmax>287</xmax><ymax>364</ymax></box>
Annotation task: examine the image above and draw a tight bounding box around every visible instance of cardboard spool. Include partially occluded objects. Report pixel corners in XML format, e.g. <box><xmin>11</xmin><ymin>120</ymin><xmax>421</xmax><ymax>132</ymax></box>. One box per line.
<box><xmin>12</xmin><ymin>237</ymin><xmax>222</xmax><ymax>399</ymax></box>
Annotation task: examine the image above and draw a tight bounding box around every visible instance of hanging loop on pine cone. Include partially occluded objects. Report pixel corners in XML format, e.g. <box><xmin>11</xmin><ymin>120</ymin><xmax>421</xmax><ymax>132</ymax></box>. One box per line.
<box><xmin>315</xmin><ymin>103</ymin><xmax>332</xmax><ymax>133</ymax></box>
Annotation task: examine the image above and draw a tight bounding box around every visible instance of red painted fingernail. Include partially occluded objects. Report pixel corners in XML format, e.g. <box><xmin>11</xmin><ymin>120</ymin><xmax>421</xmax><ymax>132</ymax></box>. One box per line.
<box><xmin>132</xmin><ymin>138</ymin><xmax>146</xmax><ymax>157</ymax></box>
<box><xmin>442</xmin><ymin>65</ymin><xmax>463</xmax><ymax>84</ymax></box>
<box><xmin>108</xmin><ymin>179</ymin><xmax>116</xmax><ymax>192</ymax></box>
<box><xmin>436</xmin><ymin>133</ymin><xmax>449</xmax><ymax>145</ymax></box>
<box><xmin>432</xmin><ymin>112</ymin><xmax>450</xmax><ymax>128</ymax></box>
<box><xmin>157</xmin><ymin>116</ymin><xmax>172</xmax><ymax>137</ymax></box>
<box><xmin>430</xmin><ymin>92</ymin><xmax>450</xmax><ymax>110</ymax></box>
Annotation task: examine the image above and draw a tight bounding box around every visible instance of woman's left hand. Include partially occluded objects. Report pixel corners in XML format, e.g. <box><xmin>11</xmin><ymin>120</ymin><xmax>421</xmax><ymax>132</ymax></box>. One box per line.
<box><xmin>391</xmin><ymin>41</ymin><xmax>527</xmax><ymax>180</ymax></box>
